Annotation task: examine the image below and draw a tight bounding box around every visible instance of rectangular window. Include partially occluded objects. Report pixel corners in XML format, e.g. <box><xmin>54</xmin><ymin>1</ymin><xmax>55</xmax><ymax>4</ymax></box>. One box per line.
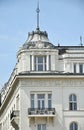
<box><xmin>37</xmin><ymin>124</ymin><xmax>46</xmax><ymax>130</ymax></box>
<box><xmin>69</xmin><ymin>103</ymin><xmax>77</xmax><ymax>110</ymax></box>
<box><xmin>79</xmin><ymin>64</ymin><xmax>83</xmax><ymax>73</ymax></box>
<box><xmin>69</xmin><ymin>94</ymin><xmax>77</xmax><ymax>111</ymax></box>
<box><xmin>37</xmin><ymin>94</ymin><xmax>45</xmax><ymax>109</ymax></box>
<box><xmin>48</xmin><ymin>94</ymin><xmax>52</xmax><ymax>109</ymax></box>
<box><xmin>73</xmin><ymin>64</ymin><xmax>76</xmax><ymax>73</ymax></box>
<box><xmin>31</xmin><ymin>94</ymin><xmax>34</xmax><ymax>109</ymax></box>
<box><xmin>34</xmin><ymin>56</ymin><xmax>46</xmax><ymax>71</ymax></box>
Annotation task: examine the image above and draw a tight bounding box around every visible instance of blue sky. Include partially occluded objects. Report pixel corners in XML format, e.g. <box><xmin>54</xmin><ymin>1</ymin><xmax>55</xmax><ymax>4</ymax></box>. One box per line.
<box><xmin>0</xmin><ymin>0</ymin><xmax>84</xmax><ymax>88</ymax></box>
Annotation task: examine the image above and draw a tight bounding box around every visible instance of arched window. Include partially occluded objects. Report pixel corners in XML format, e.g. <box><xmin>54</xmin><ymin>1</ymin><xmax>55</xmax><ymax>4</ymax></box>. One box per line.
<box><xmin>70</xmin><ymin>122</ymin><xmax>78</xmax><ymax>130</ymax></box>
<box><xmin>69</xmin><ymin>94</ymin><xmax>77</xmax><ymax>110</ymax></box>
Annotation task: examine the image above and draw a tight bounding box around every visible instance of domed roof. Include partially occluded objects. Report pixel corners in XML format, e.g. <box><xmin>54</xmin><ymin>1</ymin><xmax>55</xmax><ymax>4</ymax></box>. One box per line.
<box><xmin>22</xmin><ymin>28</ymin><xmax>55</xmax><ymax>49</ymax></box>
<box><xmin>21</xmin><ymin>2</ymin><xmax>55</xmax><ymax>49</ymax></box>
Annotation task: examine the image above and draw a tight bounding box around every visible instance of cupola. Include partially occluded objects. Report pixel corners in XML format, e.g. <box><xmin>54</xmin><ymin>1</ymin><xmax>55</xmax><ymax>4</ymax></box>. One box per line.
<box><xmin>20</xmin><ymin>1</ymin><xmax>55</xmax><ymax>50</ymax></box>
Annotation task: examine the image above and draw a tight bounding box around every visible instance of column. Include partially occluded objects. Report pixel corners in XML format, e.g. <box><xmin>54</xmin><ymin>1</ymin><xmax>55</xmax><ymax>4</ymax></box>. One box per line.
<box><xmin>35</xmin><ymin>94</ymin><xmax>37</xmax><ymax>108</ymax></box>
<box><xmin>76</xmin><ymin>63</ymin><xmax>79</xmax><ymax>73</ymax></box>
<box><xmin>83</xmin><ymin>64</ymin><xmax>84</xmax><ymax>73</ymax></box>
<box><xmin>32</xmin><ymin>55</ymin><xmax>34</xmax><ymax>71</ymax></box>
<box><xmin>47</xmin><ymin>55</ymin><xmax>49</xmax><ymax>71</ymax></box>
<box><xmin>45</xmin><ymin>93</ymin><xmax>47</xmax><ymax>108</ymax></box>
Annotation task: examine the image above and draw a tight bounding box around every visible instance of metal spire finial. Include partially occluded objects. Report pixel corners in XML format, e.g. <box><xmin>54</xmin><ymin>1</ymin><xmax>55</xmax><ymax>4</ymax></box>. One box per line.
<box><xmin>80</xmin><ymin>36</ymin><xmax>83</xmax><ymax>46</ymax></box>
<box><xmin>36</xmin><ymin>0</ymin><xmax>40</xmax><ymax>30</ymax></box>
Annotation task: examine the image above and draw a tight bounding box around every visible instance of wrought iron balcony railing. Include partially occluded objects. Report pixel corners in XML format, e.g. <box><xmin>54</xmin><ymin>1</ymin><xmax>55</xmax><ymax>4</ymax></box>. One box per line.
<box><xmin>10</xmin><ymin>110</ymin><xmax>19</xmax><ymax>120</ymax></box>
<box><xmin>28</xmin><ymin>108</ymin><xmax>55</xmax><ymax>116</ymax></box>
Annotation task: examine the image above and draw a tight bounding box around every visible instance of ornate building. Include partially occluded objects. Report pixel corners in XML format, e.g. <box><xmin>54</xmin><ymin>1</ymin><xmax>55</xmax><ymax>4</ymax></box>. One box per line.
<box><xmin>0</xmin><ymin>3</ymin><xmax>84</xmax><ymax>130</ymax></box>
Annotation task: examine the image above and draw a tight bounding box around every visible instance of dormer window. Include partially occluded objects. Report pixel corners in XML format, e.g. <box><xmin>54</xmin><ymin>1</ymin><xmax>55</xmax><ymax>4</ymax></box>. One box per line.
<box><xmin>34</xmin><ymin>56</ymin><xmax>46</xmax><ymax>71</ymax></box>
<box><xmin>30</xmin><ymin>55</ymin><xmax>51</xmax><ymax>71</ymax></box>
<box><xmin>79</xmin><ymin>64</ymin><xmax>83</xmax><ymax>74</ymax></box>
<box><xmin>73</xmin><ymin>63</ymin><xmax>83</xmax><ymax>74</ymax></box>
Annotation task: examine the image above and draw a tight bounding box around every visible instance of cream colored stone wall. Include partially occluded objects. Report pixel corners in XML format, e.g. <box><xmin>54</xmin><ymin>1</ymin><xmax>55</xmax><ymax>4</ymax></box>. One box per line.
<box><xmin>19</xmin><ymin>77</ymin><xmax>84</xmax><ymax>130</ymax></box>
<box><xmin>0</xmin><ymin>84</ymin><xmax>20</xmax><ymax>130</ymax></box>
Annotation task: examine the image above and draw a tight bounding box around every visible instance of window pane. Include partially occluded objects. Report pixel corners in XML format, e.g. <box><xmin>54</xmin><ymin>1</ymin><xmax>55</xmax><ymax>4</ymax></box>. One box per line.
<box><xmin>70</xmin><ymin>123</ymin><xmax>73</xmax><ymax>130</ymax></box>
<box><xmin>69</xmin><ymin>95</ymin><xmax>72</xmax><ymax>101</ymax></box>
<box><xmin>38</xmin><ymin>100</ymin><xmax>40</xmax><ymax>109</ymax></box>
<box><xmin>74</xmin><ymin>64</ymin><xmax>76</xmax><ymax>73</ymax></box>
<box><xmin>31</xmin><ymin>101</ymin><xmax>34</xmax><ymax>109</ymax></box>
<box><xmin>48</xmin><ymin>94</ymin><xmax>52</xmax><ymax>109</ymax></box>
<box><xmin>70</xmin><ymin>122</ymin><xmax>78</xmax><ymax>130</ymax></box>
<box><xmin>79</xmin><ymin>64</ymin><xmax>83</xmax><ymax>73</ymax></box>
<box><xmin>69</xmin><ymin>94</ymin><xmax>77</xmax><ymax>102</ymax></box>
<box><xmin>38</xmin><ymin>65</ymin><xmax>43</xmax><ymax>71</ymax></box>
<box><xmin>37</xmin><ymin>124</ymin><xmax>46</xmax><ymax>130</ymax></box>
<box><xmin>38</xmin><ymin>57</ymin><xmax>43</xmax><ymax>63</ymax></box>
<box><xmin>75</xmin><ymin>123</ymin><xmax>78</xmax><ymax>130</ymax></box>
<box><xmin>73</xmin><ymin>95</ymin><xmax>76</xmax><ymax>101</ymax></box>
<box><xmin>31</xmin><ymin>94</ymin><xmax>34</xmax><ymax>109</ymax></box>
<box><xmin>69</xmin><ymin>103</ymin><xmax>73</xmax><ymax>110</ymax></box>
<box><xmin>69</xmin><ymin>94</ymin><xmax>77</xmax><ymax>111</ymax></box>
<box><xmin>42</xmin><ymin>124</ymin><xmax>46</xmax><ymax>130</ymax></box>
<box><xmin>38</xmin><ymin>94</ymin><xmax>45</xmax><ymax>109</ymax></box>
<box><xmin>38</xmin><ymin>124</ymin><xmax>41</xmax><ymax>130</ymax></box>
<box><xmin>48</xmin><ymin>100</ymin><xmax>51</xmax><ymax>108</ymax></box>
<box><xmin>34</xmin><ymin>56</ymin><xmax>46</xmax><ymax>71</ymax></box>
<box><xmin>74</xmin><ymin>103</ymin><xmax>77</xmax><ymax>110</ymax></box>
<box><xmin>42</xmin><ymin>100</ymin><xmax>45</xmax><ymax>109</ymax></box>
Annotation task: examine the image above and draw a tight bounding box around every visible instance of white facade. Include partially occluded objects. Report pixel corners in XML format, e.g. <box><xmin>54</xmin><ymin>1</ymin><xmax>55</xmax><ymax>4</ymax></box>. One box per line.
<box><xmin>0</xmin><ymin>27</ymin><xmax>84</xmax><ymax>130</ymax></box>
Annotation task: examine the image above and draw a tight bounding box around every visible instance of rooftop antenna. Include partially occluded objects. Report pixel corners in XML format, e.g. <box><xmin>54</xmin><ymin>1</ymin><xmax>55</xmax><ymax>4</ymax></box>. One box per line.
<box><xmin>80</xmin><ymin>36</ymin><xmax>83</xmax><ymax>46</ymax></box>
<box><xmin>36</xmin><ymin>0</ymin><xmax>40</xmax><ymax>30</ymax></box>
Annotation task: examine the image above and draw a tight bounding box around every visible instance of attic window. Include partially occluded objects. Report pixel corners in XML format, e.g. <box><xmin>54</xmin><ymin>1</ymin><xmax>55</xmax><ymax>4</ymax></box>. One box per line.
<box><xmin>30</xmin><ymin>55</ymin><xmax>51</xmax><ymax>71</ymax></box>
<box><xmin>34</xmin><ymin>56</ymin><xmax>46</xmax><ymax>71</ymax></box>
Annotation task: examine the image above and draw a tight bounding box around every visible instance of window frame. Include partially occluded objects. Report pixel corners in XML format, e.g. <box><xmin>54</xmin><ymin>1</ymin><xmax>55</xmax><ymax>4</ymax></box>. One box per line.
<box><xmin>69</xmin><ymin>94</ymin><xmax>77</xmax><ymax>111</ymax></box>
<box><xmin>37</xmin><ymin>124</ymin><xmax>46</xmax><ymax>130</ymax></box>
<box><xmin>48</xmin><ymin>94</ymin><xmax>52</xmax><ymax>109</ymax></box>
<box><xmin>73</xmin><ymin>63</ymin><xmax>76</xmax><ymax>73</ymax></box>
<box><xmin>37</xmin><ymin>94</ymin><xmax>45</xmax><ymax>109</ymax></box>
<box><xmin>70</xmin><ymin>122</ymin><xmax>78</xmax><ymax>130</ymax></box>
<box><xmin>34</xmin><ymin>56</ymin><xmax>46</xmax><ymax>71</ymax></box>
<box><xmin>79</xmin><ymin>64</ymin><xmax>83</xmax><ymax>74</ymax></box>
<box><xmin>31</xmin><ymin>94</ymin><xmax>35</xmax><ymax>109</ymax></box>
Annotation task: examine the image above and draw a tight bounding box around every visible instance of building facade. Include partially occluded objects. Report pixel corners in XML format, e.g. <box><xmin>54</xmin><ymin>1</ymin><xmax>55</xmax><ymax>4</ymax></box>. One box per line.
<box><xmin>0</xmin><ymin>9</ymin><xmax>84</xmax><ymax>130</ymax></box>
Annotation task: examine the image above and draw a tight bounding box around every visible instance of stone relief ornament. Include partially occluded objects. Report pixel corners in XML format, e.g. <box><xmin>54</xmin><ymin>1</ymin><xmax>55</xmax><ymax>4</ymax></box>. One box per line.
<box><xmin>36</xmin><ymin>41</ymin><xmax>44</xmax><ymax>48</ymax></box>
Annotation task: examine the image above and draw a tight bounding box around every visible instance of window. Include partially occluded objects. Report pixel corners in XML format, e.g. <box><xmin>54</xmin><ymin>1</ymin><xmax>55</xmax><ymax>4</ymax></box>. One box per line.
<box><xmin>74</xmin><ymin>64</ymin><xmax>76</xmax><ymax>73</ymax></box>
<box><xmin>37</xmin><ymin>124</ymin><xmax>46</xmax><ymax>130</ymax></box>
<box><xmin>31</xmin><ymin>94</ymin><xmax>34</xmax><ymax>109</ymax></box>
<box><xmin>48</xmin><ymin>94</ymin><xmax>52</xmax><ymax>109</ymax></box>
<box><xmin>30</xmin><ymin>93</ymin><xmax>52</xmax><ymax>109</ymax></box>
<box><xmin>37</xmin><ymin>94</ymin><xmax>45</xmax><ymax>109</ymax></box>
<box><xmin>69</xmin><ymin>94</ymin><xmax>77</xmax><ymax>110</ymax></box>
<box><xmin>73</xmin><ymin>63</ymin><xmax>84</xmax><ymax>74</ymax></box>
<box><xmin>70</xmin><ymin>122</ymin><xmax>78</xmax><ymax>130</ymax></box>
<box><xmin>34</xmin><ymin>56</ymin><xmax>46</xmax><ymax>71</ymax></box>
<box><xmin>79</xmin><ymin>64</ymin><xmax>83</xmax><ymax>73</ymax></box>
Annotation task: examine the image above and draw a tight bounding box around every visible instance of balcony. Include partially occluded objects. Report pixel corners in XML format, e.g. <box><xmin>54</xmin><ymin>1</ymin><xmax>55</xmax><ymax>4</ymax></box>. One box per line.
<box><xmin>10</xmin><ymin>110</ymin><xmax>19</xmax><ymax>129</ymax></box>
<box><xmin>28</xmin><ymin>108</ymin><xmax>55</xmax><ymax>117</ymax></box>
<box><xmin>28</xmin><ymin>108</ymin><xmax>55</xmax><ymax>126</ymax></box>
